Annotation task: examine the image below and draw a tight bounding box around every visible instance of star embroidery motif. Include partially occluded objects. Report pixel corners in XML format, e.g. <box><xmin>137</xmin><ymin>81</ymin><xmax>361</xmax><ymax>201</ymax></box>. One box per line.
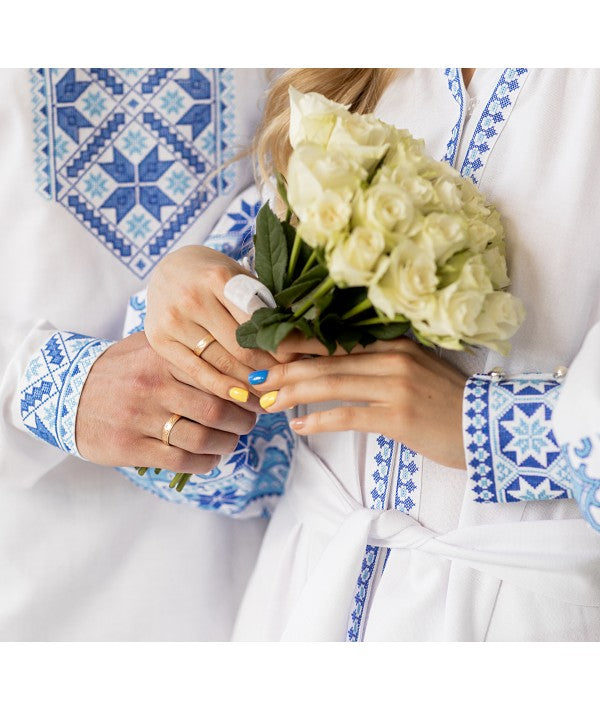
<box><xmin>501</xmin><ymin>404</ymin><xmax>559</xmax><ymax>467</ymax></box>
<box><xmin>507</xmin><ymin>476</ymin><xmax>566</xmax><ymax>501</ymax></box>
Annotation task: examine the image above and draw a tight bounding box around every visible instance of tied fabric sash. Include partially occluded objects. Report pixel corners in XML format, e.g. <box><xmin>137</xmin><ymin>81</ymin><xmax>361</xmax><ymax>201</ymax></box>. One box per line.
<box><xmin>281</xmin><ymin>439</ymin><xmax>600</xmax><ymax>641</ymax></box>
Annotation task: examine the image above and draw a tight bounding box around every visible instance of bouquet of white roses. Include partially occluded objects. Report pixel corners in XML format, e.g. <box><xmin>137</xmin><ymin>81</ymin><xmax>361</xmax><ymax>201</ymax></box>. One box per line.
<box><xmin>236</xmin><ymin>87</ymin><xmax>525</xmax><ymax>356</ymax></box>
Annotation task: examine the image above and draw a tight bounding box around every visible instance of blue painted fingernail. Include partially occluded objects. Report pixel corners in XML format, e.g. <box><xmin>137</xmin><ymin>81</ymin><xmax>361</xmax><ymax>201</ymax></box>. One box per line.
<box><xmin>248</xmin><ymin>369</ymin><xmax>269</xmax><ymax>385</ymax></box>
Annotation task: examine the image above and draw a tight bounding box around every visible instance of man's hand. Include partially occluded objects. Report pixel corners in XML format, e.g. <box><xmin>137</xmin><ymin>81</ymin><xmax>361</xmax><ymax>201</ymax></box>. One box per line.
<box><xmin>75</xmin><ymin>332</ymin><xmax>257</xmax><ymax>475</ymax></box>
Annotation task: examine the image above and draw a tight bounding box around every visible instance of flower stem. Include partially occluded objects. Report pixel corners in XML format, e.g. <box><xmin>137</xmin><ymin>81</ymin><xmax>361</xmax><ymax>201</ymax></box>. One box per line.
<box><xmin>169</xmin><ymin>472</ymin><xmax>185</xmax><ymax>489</ymax></box>
<box><xmin>287</xmin><ymin>232</ymin><xmax>302</xmax><ymax>282</ymax></box>
<box><xmin>299</xmin><ymin>250</ymin><xmax>317</xmax><ymax>276</ymax></box>
<box><xmin>342</xmin><ymin>297</ymin><xmax>373</xmax><ymax>320</ymax></box>
<box><xmin>292</xmin><ymin>276</ymin><xmax>336</xmax><ymax>320</ymax></box>
<box><xmin>176</xmin><ymin>474</ymin><xmax>192</xmax><ymax>492</ymax></box>
<box><xmin>353</xmin><ymin>316</ymin><xmax>408</xmax><ymax>326</ymax></box>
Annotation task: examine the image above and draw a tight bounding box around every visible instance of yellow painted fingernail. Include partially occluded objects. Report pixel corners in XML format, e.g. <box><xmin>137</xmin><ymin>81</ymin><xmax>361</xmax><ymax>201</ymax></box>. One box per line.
<box><xmin>259</xmin><ymin>390</ymin><xmax>278</xmax><ymax>409</ymax></box>
<box><xmin>229</xmin><ymin>387</ymin><xmax>249</xmax><ymax>403</ymax></box>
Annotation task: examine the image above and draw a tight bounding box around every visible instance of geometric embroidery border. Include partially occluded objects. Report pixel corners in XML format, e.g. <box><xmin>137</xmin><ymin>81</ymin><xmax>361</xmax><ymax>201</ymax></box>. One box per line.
<box><xmin>443</xmin><ymin>68</ymin><xmax>529</xmax><ymax>186</ymax></box>
<box><xmin>346</xmin><ymin>434</ymin><xmax>394</xmax><ymax>642</ymax></box>
<box><xmin>464</xmin><ymin>374</ymin><xmax>574</xmax><ymax>503</ymax></box>
<box><xmin>459</xmin><ymin>68</ymin><xmax>528</xmax><ymax>184</ymax></box>
<box><xmin>443</xmin><ymin>67</ymin><xmax>465</xmax><ymax>168</ymax></box>
<box><xmin>20</xmin><ymin>332</ymin><xmax>112</xmax><ymax>456</ymax></box>
<box><xmin>30</xmin><ymin>68</ymin><xmax>236</xmax><ymax>279</ymax></box>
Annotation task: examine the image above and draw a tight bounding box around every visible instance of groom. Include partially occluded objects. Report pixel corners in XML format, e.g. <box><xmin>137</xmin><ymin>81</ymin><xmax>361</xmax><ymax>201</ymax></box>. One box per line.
<box><xmin>0</xmin><ymin>68</ymin><xmax>274</xmax><ymax>640</ymax></box>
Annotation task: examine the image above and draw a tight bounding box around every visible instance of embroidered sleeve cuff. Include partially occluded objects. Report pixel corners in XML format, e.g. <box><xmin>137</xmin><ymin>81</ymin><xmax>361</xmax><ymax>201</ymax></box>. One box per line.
<box><xmin>463</xmin><ymin>373</ymin><xmax>574</xmax><ymax>503</ymax></box>
<box><xmin>117</xmin><ymin>411</ymin><xmax>293</xmax><ymax>518</ymax></box>
<box><xmin>19</xmin><ymin>331</ymin><xmax>113</xmax><ymax>457</ymax></box>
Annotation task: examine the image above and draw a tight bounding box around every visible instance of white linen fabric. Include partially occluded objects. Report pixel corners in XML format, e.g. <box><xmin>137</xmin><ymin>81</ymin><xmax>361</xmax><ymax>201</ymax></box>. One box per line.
<box><xmin>231</xmin><ymin>69</ymin><xmax>600</xmax><ymax>641</ymax></box>
<box><xmin>554</xmin><ymin>321</ymin><xmax>600</xmax><ymax>529</ymax></box>
<box><xmin>0</xmin><ymin>68</ymin><xmax>273</xmax><ymax>640</ymax></box>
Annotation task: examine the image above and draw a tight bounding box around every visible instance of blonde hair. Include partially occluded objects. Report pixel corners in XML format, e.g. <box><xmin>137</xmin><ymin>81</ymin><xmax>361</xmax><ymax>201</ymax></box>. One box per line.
<box><xmin>252</xmin><ymin>68</ymin><xmax>399</xmax><ymax>186</ymax></box>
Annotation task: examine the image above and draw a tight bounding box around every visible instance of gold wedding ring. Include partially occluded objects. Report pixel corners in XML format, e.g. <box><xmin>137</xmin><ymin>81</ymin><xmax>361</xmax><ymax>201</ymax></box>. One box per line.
<box><xmin>161</xmin><ymin>413</ymin><xmax>182</xmax><ymax>446</ymax></box>
<box><xmin>193</xmin><ymin>334</ymin><xmax>216</xmax><ymax>358</ymax></box>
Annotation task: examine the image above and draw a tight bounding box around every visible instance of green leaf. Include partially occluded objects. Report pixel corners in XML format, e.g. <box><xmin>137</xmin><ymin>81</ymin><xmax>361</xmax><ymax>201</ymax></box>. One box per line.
<box><xmin>358</xmin><ymin>331</ymin><xmax>377</xmax><ymax>348</ymax></box>
<box><xmin>256</xmin><ymin>321</ymin><xmax>297</xmax><ymax>352</ymax></box>
<box><xmin>236</xmin><ymin>308</ymin><xmax>290</xmax><ymax>349</ymax></box>
<box><xmin>293</xmin><ymin>317</ymin><xmax>314</xmax><ymax>340</ymax></box>
<box><xmin>254</xmin><ymin>203</ymin><xmax>288</xmax><ymax>294</ymax></box>
<box><xmin>365</xmin><ymin>321</ymin><xmax>410</xmax><ymax>340</ymax></box>
<box><xmin>337</xmin><ymin>327</ymin><xmax>363</xmax><ymax>353</ymax></box>
<box><xmin>275</xmin><ymin>264</ymin><xmax>329</xmax><ymax>308</ymax></box>
<box><xmin>276</xmin><ymin>172</ymin><xmax>290</xmax><ymax>211</ymax></box>
<box><xmin>236</xmin><ymin>319</ymin><xmax>259</xmax><ymax>349</ymax></box>
<box><xmin>313</xmin><ymin>288</ymin><xmax>334</xmax><ymax>314</ymax></box>
<box><xmin>314</xmin><ymin>313</ymin><xmax>341</xmax><ymax>355</ymax></box>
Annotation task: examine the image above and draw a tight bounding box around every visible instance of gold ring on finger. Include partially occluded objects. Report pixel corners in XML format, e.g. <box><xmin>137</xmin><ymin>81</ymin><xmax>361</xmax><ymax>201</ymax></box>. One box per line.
<box><xmin>161</xmin><ymin>413</ymin><xmax>182</xmax><ymax>446</ymax></box>
<box><xmin>193</xmin><ymin>335</ymin><xmax>216</xmax><ymax>358</ymax></box>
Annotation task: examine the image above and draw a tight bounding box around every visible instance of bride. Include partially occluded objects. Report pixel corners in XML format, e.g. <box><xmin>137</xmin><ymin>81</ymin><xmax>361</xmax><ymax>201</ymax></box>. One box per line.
<box><xmin>141</xmin><ymin>68</ymin><xmax>600</xmax><ymax>641</ymax></box>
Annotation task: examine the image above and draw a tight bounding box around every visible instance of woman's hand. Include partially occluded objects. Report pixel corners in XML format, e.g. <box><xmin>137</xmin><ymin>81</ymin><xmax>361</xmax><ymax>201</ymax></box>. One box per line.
<box><xmin>76</xmin><ymin>332</ymin><xmax>257</xmax><ymax>474</ymax></box>
<box><xmin>252</xmin><ymin>338</ymin><xmax>468</xmax><ymax>470</ymax></box>
<box><xmin>145</xmin><ymin>246</ymin><xmax>278</xmax><ymax>407</ymax></box>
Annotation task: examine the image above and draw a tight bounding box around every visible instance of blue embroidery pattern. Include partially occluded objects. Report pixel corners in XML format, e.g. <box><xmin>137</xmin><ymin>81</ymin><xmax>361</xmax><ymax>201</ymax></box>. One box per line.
<box><xmin>30</xmin><ymin>68</ymin><xmax>236</xmax><ymax>278</ymax></box>
<box><xmin>395</xmin><ymin>444</ymin><xmax>419</xmax><ymax>513</ymax></box>
<box><xmin>201</xmin><ymin>195</ymin><xmax>261</xmax><ymax>262</ymax></box>
<box><xmin>347</xmin><ymin>435</ymin><xmax>394</xmax><ymax>642</ymax></box>
<box><xmin>121</xmin><ymin>188</ymin><xmax>262</xmax><ymax>337</ymax></box>
<box><xmin>562</xmin><ymin>435</ymin><xmax>600</xmax><ymax>532</ymax></box>
<box><xmin>463</xmin><ymin>374</ymin><xmax>574</xmax><ymax>503</ymax></box>
<box><xmin>459</xmin><ymin>68</ymin><xmax>528</xmax><ymax>184</ymax></box>
<box><xmin>20</xmin><ymin>332</ymin><xmax>112</xmax><ymax>455</ymax></box>
<box><xmin>443</xmin><ymin>68</ymin><xmax>465</xmax><ymax>167</ymax></box>
<box><xmin>117</xmin><ymin>412</ymin><xmax>293</xmax><ymax>518</ymax></box>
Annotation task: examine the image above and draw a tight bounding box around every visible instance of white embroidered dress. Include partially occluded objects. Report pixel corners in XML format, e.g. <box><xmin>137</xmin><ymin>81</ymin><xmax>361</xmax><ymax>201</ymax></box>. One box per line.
<box><xmin>230</xmin><ymin>69</ymin><xmax>600</xmax><ymax>641</ymax></box>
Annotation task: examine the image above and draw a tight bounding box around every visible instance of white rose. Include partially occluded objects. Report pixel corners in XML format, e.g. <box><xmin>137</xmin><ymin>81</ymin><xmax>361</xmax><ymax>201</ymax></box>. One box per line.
<box><xmin>467</xmin><ymin>217</ymin><xmax>498</xmax><ymax>253</ymax></box>
<box><xmin>481</xmin><ymin>246</ymin><xmax>510</xmax><ymax>289</ymax></box>
<box><xmin>287</xmin><ymin>143</ymin><xmax>365</xmax><ymax>221</ymax></box>
<box><xmin>288</xmin><ymin>88</ymin><xmax>391</xmax><ymax>172</ymax></box>
<box><xmin>412</xmin><ymin>253</ymin><xmax>495</xmax><ymax>341</ymax></box>
<box><xmin>296</xmin><ymin>191</ymin><xmax>352</xmax><ymax>249</ymax></box>
<box><xmin>416</xmin><ymin>286</ymin><xmax>486</xmax><ymax>340</ymax></box>
<box><xmin>375</xmin><ymin>166</ymin><xmax>436</xmax><ymax>209</ymax></box>
<box><xmin>418</xmin><ymin>157</ymin><xmax>462</xmax><ymax>182</ymax></box>
<box><xmin>465</xmin><ymin>291</ymin><xmax>525</xmax><ymax>354</ymax></box>
<box><xmin>433</xmin><ymin>177</ymin><xmax>463</xmax><ymax>211</ymax></box>
<box><xmin>288</xmin><ymin>86</ymin><xmax>350</xmax><ymax>149</ymax></box>
<box><xmin>327</xmin><ymin>226</ymin><xmax>386</xmax><ymax>287</ymax></box>
<box><xmin>459</xmin><ymin>179</ymin><xmax>492</xmax><ymax>219</ymax></box>
<box><xmin>420</xmin><ymin>212</ymin><xmax>468</xmax><ymax>263</ymax></box>
<box><xmin>353</xmin><ymin>182</ymin><xmax>417</xmax><ymax>248</ymax></box>
<box><xmin>327</xmin><ymin>112</ymin><xmax>390</xmax><ymax>172</ymax></box>
<box><xmin>383</xmin><ymin>134</ymin><xmax>428</xmax><ymax>173</ymax></box>
<box><xmin>368</xmin><ymin>240</ymin><xmax>438</xmax><ymax>319</ymax></box>
<box><xmin>454</xmin><ymin>254</ymin><xmax>494</xmax><ymax>294</ymax></box>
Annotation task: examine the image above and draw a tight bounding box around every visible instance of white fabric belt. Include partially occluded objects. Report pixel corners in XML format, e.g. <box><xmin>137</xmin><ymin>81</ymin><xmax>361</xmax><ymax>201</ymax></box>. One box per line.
<box><xmin>281</xmin><ymin>439</ymin><xmax>600</xmax><ymax>641</ymax></box>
